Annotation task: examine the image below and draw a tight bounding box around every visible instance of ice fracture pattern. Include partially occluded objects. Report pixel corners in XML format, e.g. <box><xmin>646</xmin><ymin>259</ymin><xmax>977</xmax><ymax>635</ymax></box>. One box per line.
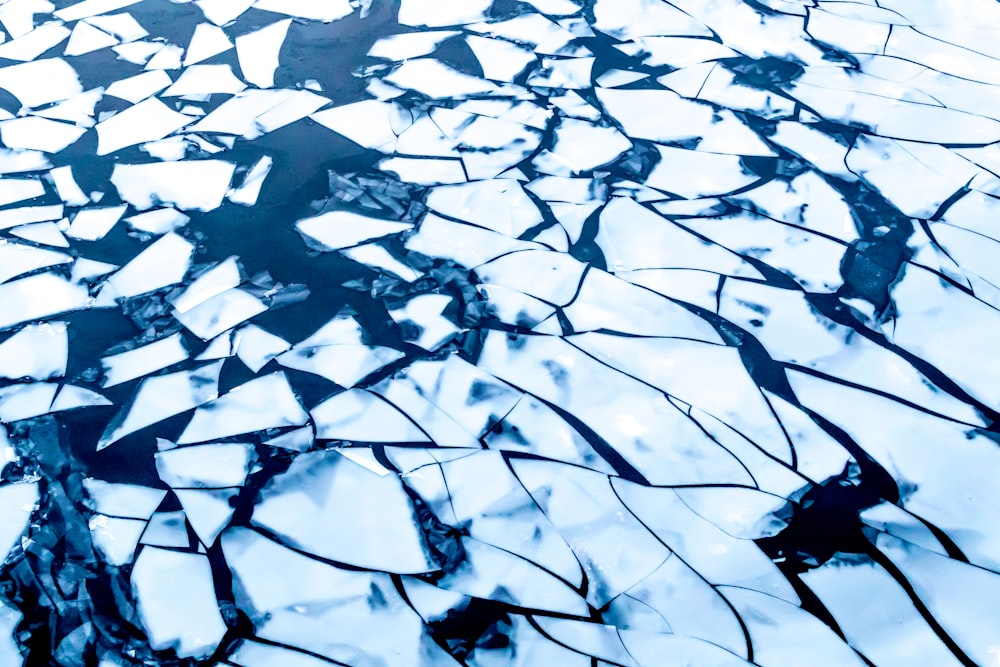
<box><xmin>0</xmin><ymin>0</ymin><xmax>998</xmax><ymax>665</ymax></box>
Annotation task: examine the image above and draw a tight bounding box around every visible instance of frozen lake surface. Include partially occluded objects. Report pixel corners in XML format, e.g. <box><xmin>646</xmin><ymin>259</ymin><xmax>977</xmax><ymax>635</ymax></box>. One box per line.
<box><xmin>0</xmin><ymin>0</ymin><xmax>998</xmax><ymax>664</ymax></box>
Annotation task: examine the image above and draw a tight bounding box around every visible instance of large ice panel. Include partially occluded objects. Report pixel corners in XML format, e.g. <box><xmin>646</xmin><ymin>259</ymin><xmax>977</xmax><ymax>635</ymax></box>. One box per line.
<box><xmin>131</xmin><ymin>547</ymin><xmax>226</xmax><ymax>659</ymax></box>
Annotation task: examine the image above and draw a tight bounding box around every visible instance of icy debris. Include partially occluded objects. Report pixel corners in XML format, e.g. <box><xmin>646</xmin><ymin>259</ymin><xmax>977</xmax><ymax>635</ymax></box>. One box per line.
<box><xmin>101</xmin><ymin>333</ymin><xmax>189</xmax><ymax>387</ymax></box>
<box><xmin>296</xmin><ymin>209</ymin><xmax>412</xmax><ymax>250</ymax></box>
<box><xmin>66</xmin><ymin>205</ymin><xmax>127</xmax><ymax>241</ymax></box>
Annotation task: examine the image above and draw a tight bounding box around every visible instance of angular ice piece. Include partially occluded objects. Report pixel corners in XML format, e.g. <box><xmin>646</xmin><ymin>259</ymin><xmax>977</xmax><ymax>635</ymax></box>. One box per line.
<box><xmin>475</xmin><ymin>248</ymin><xmax>587</xmax><ymax>305</ymax></box>
<box><xmin>170</xmin><ymin>256</ymin><xmax>242</xmax><ymax>314</ymax></box>
<box><xmin>84</xmin><ymin>12</ymin><xmax>148</xmax><ymax>42</ymax></box>
<box><xmin>64</xmin><ymin>19</ymin><xmax>118</xmax><ymax>56</ymax></box>
<box><xmin>113</xmin><ymin>40</ymin><xmax>162</xmax><ymax>64</ymax></box>
<box><xmin>371</xmin><ymin>379</ymin><xmax>478</xmax><ymax>446</ymax></box>
<box><xmin>252</xmin><ymin>450</ymin><xmax>436</xmax><ymax>572</ymax></box>
<box><xmin>295</xmin><ymin>210</ymin><xmax>412</xmax><ymax>250</ymax></box>
<box><xmin>50</xmin><ymin>384</ymin><xmax>112</xmax><ymax>413</ymax></box>
<box><xmin>108</xmin><ymin>60</ymin><xmax>183</xmax><ymax>99</ymax></box>
<box><xmin>66</xmin><ymin>205</ymin><xmax>127</xmax><ymax>241</ymax></box>
<box><xmin>156</xmin><ymin>443</ymin><xmax>253</xmax><ymax>487</ymax></box>
<box><xmin>131</xmin><ymin>548</ymin><xmax>226</xmax><ymax>659</ymax></box>
<box><xmin>533</xmin><ymin>117</ymin><xmax>631</xmax><ymax>175</ymax></box>
<box><xmin>227</xmin><ymin>155</ymin><xmax>271</xmax><ymax>206</ymax></box>
<box><xmin>162</xmin><ymin>64</ymin><xmax>245</xmax><ymax>97</ymax></box>
<box><xmin>71</xmin><ymin>257</ymin><xmax>118</xmax><ymax>283</ymax></box>
<box><xmin>311</xmin><ymin>389</ymin><xmax>429</xmax><ymax>442</ymax></box>
<box><xmin>276</xmin><ymin>319</ymin><xmax>403</xmax><ymax>386</ymax></box>
<box><xmin>309</xmin><ymin>99</ymin><xmax>409</xmax><ymax>150</ymax></box>
<box><xmin>247</xmin><ymin>89</ymin><xmax>329</xmax><ymax>137</ymax></box>
<box><xmin>140</xmin><ymin>511</ymin><xmax>189</xmax><ymax>548</ymax></box>
<box><xmin>378</xmin><ymin>156</ymin><xmax>466</xmax><ymax>185</ymax></box>
<box><xmin>34</xmin><ymin>87</ymin><xmax>102</xmax><ymax>126</ymax></box>
<box><xmin>0</xmin><ymin>21</ymin><xmax>71</xmax><ymax>62</ymax></box>
<box><xmin>388</xmin><ymin>294</ymin><xmax>459</xmax><ymax>351</ymax></box>
<box><xmin>178</xmin><ymin>372</ymin><xmax>307</xmax><ymax>444</ymax></box>
<box><xmin>98</xmin><ymin>362</ymin><xmax>222</xmax><ymax>449</ymax></box>
<box><xmin>83</xmin><ymin>479</ymin><xmax>166</xmax><ymax>518</ymax></box>
<box><xmin>0</xmin><ymin>241</ymin><xmax>73</xmax><ymax>283</ymax></box>
<box><xmin>0</xmin><ymin>177</ymin><xmax>43</xmax><ymax>207</ymax></box>
<box><xmin>0</xmin><ymin>604</ymin><xmax>20</xmax><ymax>667</ymax></box>
<box><xmin>593</xmin><ymin>0</ymin><xmax>709</xmax><ymax>39</ymax></box>
<box><xmin>233</xmin><ymin>324</ymin><xmax>288</xmax><ymax>372</ymax></box>
<box><xmin>596</xmin><ymin>68</ymin><xmax>648</xmax><ymax>87</ymax></box>
<box><xmin>89</xmin><ymin>515</ymin><xmax>147</xmax><ymax>565</ymax></box>
<box><xmin>405</xmin><ymin>213</ymin><xmax>541</xmax><ymax>267</ymax></box>
<box><xmin>183</xmin><ymin>22</ymin><xmax>232</xmax><ymax>65</ymax></box>
<box><xmin>55</xmin><ymin>0</ymin><xmax>140</xmax><ymax>21</ymax></box>
<box><xmin>513</xmin><ymin>458</ymin><xmax>669</xmax><ymax>607</ymax></box>
<box><xmin>175</xmin><ymin>488</ymin><xmax>237</xmax><ymax>545</ymax></box>
<box><xmin>111</xmin><ymin>160</ymin><xmax>236</xmax><ymax>211</ymax></box>
<box><xmin>263</xmin><ymin>425</ymin><xmax>313</xmax><ymax>452</ymax></box>
<box><xmin>49</xmin><ymin>165</ymin><xmax>90</xmax><ymax>205</ymax></box>
<box><xmin>465</xmin><ymin>35</ymin><xmax>536</xmax><ymax>82</ymax></box>
<box><xmin>383</xmin><ymin>58</ymin><xmax>498</xmax><ymax>98</ymax></box>
<box><xmin>0</xmin><ymin>148</ymin><xmax>52</xmax><ymax>176</ymax></box>
<box><xmin>0</xmin><ymin>272</ymin><xmax>89</xmax><ymax>331</ymax></box>
<box><xmin>398</xmin><ymin>0</ymin><xmax>491</xmax><ymax>27</ymax></box>
<box><xmin>0</xmin><ymin>482</ymin><xmax>37</xmax><ymax>556</ymax></box>
<box><xmin>526</xmin><ymin>56</ymin><xmax>595</xmax><ymax>89</ymax></box>
<box><xmin>847</xmin><ymin>135</ymin><xmax>978</xmax><ymax>218</ymax></box>
<box><xmin>235</xmin><ymin>18</ymin><xmax>290</xmax><ymax>89</ymax></box>
<box><xmin>144</xmin><ymin>43</ymin><xmax>183</xmax><ymax>70</ymax></box>
<box><xmin>252</xmin><ymin>0</ymin><xmax>352</xmax><ymax>22</ymax></box>
<box><xmin>99</xmin><ymin>232</ymin><xmax>194</xmax><ymax>300</ymax></box>
<box><xmin>95</xmin><ymin>97</ymin><xmax>191</xmax><ymax>156</ymax></box>
<box><xmin>0</xmin><ymin>58</ymin><xmax>82</xmax><ymax>108</ymax></box>
<box><xmin>191</xmin><ymin>89</ymin><xmax>295</xmax><ymax>135</ymax></box>
<box><xmin>0</xmin><ymin>116</ymin><xmax>86</xmax><ymax>153</ymax></box>
<box><xmin>426</xmin><ymin>179</ymin><xmax>542</xmax><ymax>237</ymax></box>
<box><xmin>341</xmin><ymin>243</ymin><xmax>422</xmax><ymax>282</ymax></box>
<box><xmin>368</xmin><ymin>30</ymin><xmax>459</xmax><ymax>60</ymax></box>
<box><xmin>102</xmin><ymin>333</ymin><xmax>188</xmax><ymax>387</ymax></box>
<box><xmin>769</xmin><ymin>120</ymin><xmax>853</xmax><ymax>179</ymax></box>
<box><xmin>0</xmin><ymin>382</ymin><xmax>58</xmax><ymax>422</ymax></box>
<box><xmin>597</xmin><ymin>197</ymin><xmax>762</xmax><ymax>277</ymax></box>
<box><xmin>646</xmin><ymin>145</ymin><xmax>758</xmax><ymax>198</ymax></box>
<box><xmin>11</xmin><ymin>222</ymin><xmax>69</xmax><ymax>247</ymax></box>
<box><xmin>802</xmin><ymin>556</ymin><xmax>964</xmax><ymax>667</ymax></box>
<box><xmin>195</xmin><ymin>0</ymin><xmax>254</xmax><ymax>26</ymax></box>
<box><xmin>173</xmin><ymin>288</ymin><xmax>267</xmax><ymax>340</ymax></box>
<box><xmin>124</xmin><ymin>207</ymin><xmax>190</xmax><ymax>234</ymax></box>
<box><xmin>722</xmin><ymin>586</ymin><xmax>865</xmax><ymax>667</ymax></box>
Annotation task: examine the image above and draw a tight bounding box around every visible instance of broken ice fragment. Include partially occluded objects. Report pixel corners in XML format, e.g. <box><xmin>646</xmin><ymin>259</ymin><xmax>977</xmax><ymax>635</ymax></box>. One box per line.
<box><xmin>388</xmin><ymin>294</ymin><xmax>459</xmax><ymax>351</ymax></box>
<box><xmin>98</xmin><ymin>362</ymin><xmax>222</xmax><ymax>449</ymax></box>
<box><xmin>175</xmin><ymin>488</ymin><xmax>237</xmax><ymax>546</ymax></box>
<box><xmin>96</xmin><ymin>97</ymin><xmax>192</xmax><ymax>156</ymax></box>
<box><xmin>0</xmin><ymin>272</ymin><xmax>90</xmax><ymax>331</ymax></box>
<box><xmin>295</xmin><ymin>210</ymin><xmax>412</xmax><ymax>250</ymax></box>
<box><xmin>66</xmin><ymin>205</ymin><xmax>127</xmax><ymax>241</ymax></box>
<box><xmin>227</xmin><ymin>155</ymin><xmax>272</xmax><ymax>206</ymax></box>
<box><xmin>252</xmin><ymin>450</ymin><xmax>437</xmax><ymax>572</ymax></box>
<box><xmin>98</xmin><ymin>232</ymin><xmax>194</xmax><ymax>300</ymax></box>
<box><xmin>235</xmin><ymin>18</ymin><xmax>290</xmax><ymax>89</ymax></box>
<box><xmin>131</xmin><ymin>547</ymin><xmax>227</xmax><ymax>659</ymax></box>
<box><xmin>156</xmin><ymin>442</ymin><xmax>253</xmax><ymax>487</ymax></box>
<box><xmin>89</xmin><ymin>515</ymin><xmax>147</xmax><ymax>565</ymax></box>
<box><xmin>177</xmin><ymin>372</ymin><xmax>307</xmax><ymax>444</ymax></box>
<box><xmin>64</xmin><ymin>19</ymin><xmax>119</xmax><ymax>56</ymax></box>
<box><xmin>173</xmin><ymin>288</ymin><xmax>267</xmax><ymax>340</ymax></box>
<box><xmin>310</xmin><ymin>389</ymin><xmax>429</xmax><ymax>442</ymax></box>
<box><xmin>101</xmin><ymin>333</ymin><xmax>189</xmax><ymax>387</ymax></box>
<box><xmin>83</xmin><ymin>479</ymin><xmax>167</xmax><ymax>519</ymax></box>
<box><xmin>0</xmin><ymin>58</ymin><xmax>83</xmax><ymax>108</ymax></box>
<box><xmin>184</xmin><ymin>22</ymin><xmax>232</xmax><ymax>65</ymax></box>
<box><xmin>111</xmin><ymin>160</ymin><xmax>236</xmax><ymax>211</ymax></box>
<box><xmin>0</xmin><ymin>241</ymin><xmax>73</xmax><ymax>284</ymax></box>
<box><xmin>383</xmin><ymin>58</ymin><xmax>498</xmax><ymax>98</ymax></box>
<box><xmin>0</xmin><ymin>116</ymin><xmax>86</xmax><ymax>153</ymax></box>
<box><xmin>124</xmin><ymin>207</ymin><xmax>190</xmax><ymax>235</ymax></box>
<box><xmin>162</xmin><ymin>64</ymin><xmax>247</xmax><ymax>97</ymax></box>
<box><xmin>0</xmin><ymin>482</ymin><xmax>38</xmax><ymax>555</ymax></box>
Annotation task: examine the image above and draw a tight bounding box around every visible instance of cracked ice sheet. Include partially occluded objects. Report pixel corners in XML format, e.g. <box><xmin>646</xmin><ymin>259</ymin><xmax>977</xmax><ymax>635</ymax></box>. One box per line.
<box><xmin>0</xmin><ymin>1</ymin><xmax>999</xmax><ymax>665</ymax></box>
